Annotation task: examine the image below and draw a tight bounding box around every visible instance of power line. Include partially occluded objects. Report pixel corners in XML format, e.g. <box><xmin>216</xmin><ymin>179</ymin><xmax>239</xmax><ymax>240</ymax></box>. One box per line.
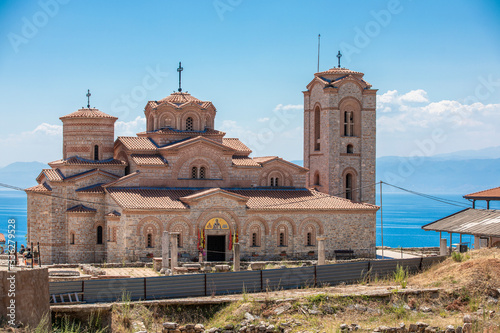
<box><xmin>381</xmin><ymin>181</ymin><xmax>472</xmax><ymax>209</ymax></box>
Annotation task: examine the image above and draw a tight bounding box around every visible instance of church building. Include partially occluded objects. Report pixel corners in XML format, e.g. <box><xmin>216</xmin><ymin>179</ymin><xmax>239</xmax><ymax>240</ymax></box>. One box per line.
<box><xmin>26</xmin><ymin>63</ymin><xmax>378</xmax><ymax>264</ymax></box>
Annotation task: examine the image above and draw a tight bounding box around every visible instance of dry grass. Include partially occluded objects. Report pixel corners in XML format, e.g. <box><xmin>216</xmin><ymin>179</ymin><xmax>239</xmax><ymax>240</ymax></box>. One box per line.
<box><xmin>410</xmin><ymin>248</ymin><xmax>500</xmax><ymax>295</ymax></box>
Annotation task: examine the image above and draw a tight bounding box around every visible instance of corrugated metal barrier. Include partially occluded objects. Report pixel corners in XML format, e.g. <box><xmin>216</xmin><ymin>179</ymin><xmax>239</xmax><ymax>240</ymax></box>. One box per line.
<box><xmin>49</xmin><ymin>256</ymin><xmax>446</xmax><ymax>304</ymax></box>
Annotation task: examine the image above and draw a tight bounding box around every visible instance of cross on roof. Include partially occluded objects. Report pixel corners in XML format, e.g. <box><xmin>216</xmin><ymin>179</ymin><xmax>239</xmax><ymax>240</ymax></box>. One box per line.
<box><xmin>177</xmin><ymin>62</ymin><xmax>183</xmax><ymax>92</ymax></box>
<box><xmin>337</xmin><ymin>51</ymin><xmax>342</xmax><ymax>68</ymax></box>
<box><xmin>86</xmin><ymin>89</ymin><xmax>91</xmax><ymax>108</ymax></box>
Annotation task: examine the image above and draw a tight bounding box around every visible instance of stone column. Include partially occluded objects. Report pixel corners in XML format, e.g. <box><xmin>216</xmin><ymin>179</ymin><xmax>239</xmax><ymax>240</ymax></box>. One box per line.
<box><xmin>474</xmin><ymin>235</ymin><xmax>481</xmax><ymax>250</ymax></box>
<box><xmin>160</xmin><ymin>231</ymin><xmax>169</xmax><ymax>274</ymax></box>
<box><xmin>317</xmin><ymin>236</ymin><xmax>326</xmax><ymax>265</ymax></box>
<box><xmin>233</xmin><ymin>243</ymin><xmax>240</xmax><ymax>272</ymax></box>
<box><xmin>440</xmin><ymin>238</ymin><xmax>447</xmax><ymax>256</ymax></box>
<box><xmin>170</xmin><ymin>233</ymin><xmax>179</xmax><ymax>271</ymax></box>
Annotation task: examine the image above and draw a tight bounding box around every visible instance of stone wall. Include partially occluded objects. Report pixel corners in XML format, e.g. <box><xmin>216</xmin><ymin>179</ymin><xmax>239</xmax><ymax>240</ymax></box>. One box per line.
<box><xmin>0</xmin><ymin>267</ymin><xmax>50</xmax><ymax>328</ymax></box>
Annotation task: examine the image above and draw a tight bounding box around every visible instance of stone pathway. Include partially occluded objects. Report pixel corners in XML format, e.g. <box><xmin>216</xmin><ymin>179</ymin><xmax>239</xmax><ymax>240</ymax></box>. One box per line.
<box><xmin>102</xmin><ymin>267</ymin><xmax>159</xmax><ymax>278</ymax></box>
<box><xmin>376</xmin><ymin>249</ymin><xmax>421</xmax><ymax>259</ymax></box>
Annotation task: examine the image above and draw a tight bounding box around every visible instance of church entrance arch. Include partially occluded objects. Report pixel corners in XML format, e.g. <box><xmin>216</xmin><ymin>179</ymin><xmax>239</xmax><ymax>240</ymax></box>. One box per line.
<box><xmin>205</xmin><ymin>217</ymin><xmax>229</xmax><ymax>262</ymax></box>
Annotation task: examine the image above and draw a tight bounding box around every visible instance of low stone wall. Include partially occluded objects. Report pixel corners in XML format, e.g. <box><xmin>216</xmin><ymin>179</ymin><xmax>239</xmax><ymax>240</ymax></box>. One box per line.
<box><xmin>0</xmin><ymin>267</ymin><xmax>50</xmax><ymax>328</ymax></box>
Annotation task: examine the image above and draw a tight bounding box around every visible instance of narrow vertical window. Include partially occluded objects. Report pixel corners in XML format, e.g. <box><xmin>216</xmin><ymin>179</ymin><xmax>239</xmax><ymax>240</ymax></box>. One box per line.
<box><xmin>199</xmin><ymin>167</ymin><xmax>206</xmax><ymax>179</ymax></box>
<box><xmin>347</xmin><ymin>144</ymin><xmax>354</xmax><ymax>154</ymax></box>
<box><xmin>94</xmin><ymin>145</ymin><xmax>99</xmax><ymax>160</ymax></box>
<box><xmin>314</xmin><ymin>107</ymin><xmax>320</xmax><ymax>151</ymax></box>
<box><xmin>70</xmin><ymin>233</ymin><xmax>75</xmax><ymax>245</ymax></box>
<box><xmin>307</xmin><ymin>232</ymin><xmax>312</xmax><ymax>246</ymax></box>
<box><xmin>147</xmin><ymin>233</ymin><xmax>152</xmax><ymax>248</ymax></box>
<box><xmin>345</xmin><ymin>173</ymin><xmax>353</xmax><ymax>200</ymax></box>
<box><xmin>314</xmin><ymin>173</ymin><xmax>320</xmax><ymax>186</ymax></box>
<box><xmin>279</xmin><ymin>232</ymin><xmax>285</xmax><ymax>246</ymax></box>
<box><xmin>186</xmin><ymin>117</ymin><xmax>193</xmax><ymax>131</ymax></box>
<box><xmin>344</xmin><ymin>111</ymin><xmax>354</xmax><ymax>137</ymax></box>
<box><xmin>191</xmin><ymin>166</ymin><xmax>198</xmax><ymax>179</ymax></box>
<box><xmin>252</xmin><ymin>233</ymin><xmax>257</xmax><ymax>247</ymax></box>
<box><xmin>177</xmin><ymin>233</ymin><xmax>182</xmax><ymax>248</ymax></box>
<box><xmin>97</xmin><ymin>226</ymin><xmax>103</xmax><ymax>244</ymax></box>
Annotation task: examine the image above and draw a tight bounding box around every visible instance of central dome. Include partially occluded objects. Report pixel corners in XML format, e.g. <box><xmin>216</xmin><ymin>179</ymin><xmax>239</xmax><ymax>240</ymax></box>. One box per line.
<box><xmin>158</xmin><ymin>92</ymin><xmax>201</xmax><ymax>104</ymax></box>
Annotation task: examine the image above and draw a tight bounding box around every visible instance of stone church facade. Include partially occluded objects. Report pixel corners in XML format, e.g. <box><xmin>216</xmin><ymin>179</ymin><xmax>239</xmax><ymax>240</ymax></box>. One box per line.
<box><xmin>26</xmin><ymin>65</ymin><xmax>378</xmax><ymax>264</ymax></box>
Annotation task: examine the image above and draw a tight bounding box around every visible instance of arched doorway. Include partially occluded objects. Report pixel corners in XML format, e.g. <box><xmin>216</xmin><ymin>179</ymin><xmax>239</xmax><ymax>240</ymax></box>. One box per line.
<box><xmin>205</xmin><ymin>217</ymin><xmax>230</xmax><ymax>262</ymax></box>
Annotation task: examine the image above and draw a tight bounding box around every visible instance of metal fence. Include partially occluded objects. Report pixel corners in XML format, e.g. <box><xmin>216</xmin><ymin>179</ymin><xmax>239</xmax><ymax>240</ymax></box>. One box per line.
<box><xmin>49</xmin><ymin>256</ymin><xmax>446</xmax><ymax>304</ymax></box>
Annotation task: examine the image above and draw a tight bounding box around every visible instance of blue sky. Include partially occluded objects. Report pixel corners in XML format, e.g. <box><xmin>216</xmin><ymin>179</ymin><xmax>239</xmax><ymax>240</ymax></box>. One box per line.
<box><xmin>0</xmin><ymin>0</ymin><xmax>499</xmax><ymax>167</ymax></box>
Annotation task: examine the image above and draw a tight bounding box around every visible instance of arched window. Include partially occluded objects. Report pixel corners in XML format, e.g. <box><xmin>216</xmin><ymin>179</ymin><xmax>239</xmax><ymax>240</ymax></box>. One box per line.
<box><xmin>70</xmin><ymin>233</ymin><xmax>75</xmax><ymax>245</ymax></box>
<box><xmin>191</xmin><ymin>166</ymin><xmax>198</xmax><ymax>179</ymax></box>
<box><xmin>345</xmin><ymin>173</ymin><xmax>353</xmax><ymax>200</ymax></box>
<box><xmin>279</xmin><ymin>232</ymin><xmax>285</xmax><ymax>246</ymax></box>
<box><xmin>252</xmin><ymin>233</ymin><xmax>258</xmax><ymax>247</ymax></box>
<box><xmin>314</xmin><ymin>173</ymin><xmax>320</xmax><ymax>186</ymax></box>
<box><xmin>147</xmin><ymin>233</ymin><xmax>153</xmax><ymax>248</ymax></box>
<box><xmin>186</xmin><ymin>117</ymin><xmax>193</xmax><ymax>131</ymax></box>
<box><xmin>250</xmin><ymin>225</ymin><xmax>261</xmax><ymax>247</ymax></box>
<box><xmin>347</xmin><ymin>144</ymin><xmax>354</xmax><ymax>154</ymax></box>
<box><xmin>270</xmin><ymin>177</ymin><xmax>279</xmax><ymax>187</ymax></box>
<box><xmin>314</xmin><ymin>107</ymin><xmax>321</xmax><ymax>150</ymax></box>
<box><xmin>199</xmin><ymin>167</ymin><xmax>206</xmax><ymax>179</ymax></box>
<box><xmin>97</xmin><ymin>226</ymin><xmax>103</xmax><ymax>245</ymax></box>
<box><xmin>307</xmin><ymin>232</ymin><xmax>312</xmax><ymax>246</ymax></box>
<box><xmin>344</xmin><ymin>111</ymin><xmax>354</xmax><ymax>137</ymax></box>
<box><xmin>94</xmin><ymin>145</ymin><xmax>99</xmax><ymax>160</ymax></box>
<box><xmin>177</xmin><ymin>233</ymin><xmax>182</xmax><ymax>248</ymax></box>
<box><xmin>277</xmin><ymin>225</ymin><xmax>288</xmax><ymax>247</ymax></box>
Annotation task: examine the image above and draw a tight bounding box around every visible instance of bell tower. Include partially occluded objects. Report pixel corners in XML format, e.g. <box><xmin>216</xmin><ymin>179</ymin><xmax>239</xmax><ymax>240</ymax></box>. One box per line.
<box><xmin>303</xmin><ymin>62</ymin><xmax>377</xmax><ymax>204</ymax></box>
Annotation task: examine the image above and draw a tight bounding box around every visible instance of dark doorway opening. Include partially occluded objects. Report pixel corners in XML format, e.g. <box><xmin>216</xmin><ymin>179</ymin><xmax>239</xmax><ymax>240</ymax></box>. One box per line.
<box><xmin>207</xmin><ymin>235</ymin><xmax>225</xmax><ymax>261</ymax></box>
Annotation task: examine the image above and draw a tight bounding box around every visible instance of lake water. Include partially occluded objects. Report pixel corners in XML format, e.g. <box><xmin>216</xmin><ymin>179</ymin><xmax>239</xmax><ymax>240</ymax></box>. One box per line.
<box><xmin>1</xmin><ymin>189</ymin><xmax>496</xmax><ymax>249</ymax></box>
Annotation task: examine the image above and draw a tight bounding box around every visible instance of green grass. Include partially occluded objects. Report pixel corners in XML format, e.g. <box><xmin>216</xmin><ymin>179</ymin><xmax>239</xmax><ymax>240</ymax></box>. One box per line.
<box><xmin>393</xmin><ymin>264</ymin><xmax>408</xmax><ymax>289</ymax></box>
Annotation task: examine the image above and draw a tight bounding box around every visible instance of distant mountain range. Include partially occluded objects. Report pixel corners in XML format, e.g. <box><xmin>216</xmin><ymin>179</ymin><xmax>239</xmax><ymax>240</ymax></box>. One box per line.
<box><xmin>295</xmin><ymin>145</ymin><xmax>500</xmax><ymax>194</ymax></box>
<box><xmin>2</xmin><ymin>146</ymin><xmax>500</xmax><ymax>194</ymax></box>
<box><xmin>0</xmin><ymin>162</ymin><xmax>48</xmax><ymax>190</ymax></box>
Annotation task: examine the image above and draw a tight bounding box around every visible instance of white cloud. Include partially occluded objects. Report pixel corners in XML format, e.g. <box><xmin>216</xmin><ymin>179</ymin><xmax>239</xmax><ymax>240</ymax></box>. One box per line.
<box><xmin>377</xmin><ymin>89</ymin><xmax>500</xmax><ymax>157</ymax></box>
<box><xmin>274</xmin><ymin>104</ymin><xmax>302</xmax><ymax>111</ymax></box>
<box><xmin>115</xmin><ymin>116</ymin><xmax>146</xmax><ymax>136</ymax></box>
<box><xmin>400</xmin><ymin>89</ymin><xmax>429</xmax><ymax>103</ymax></box>
<box><xmin>257</xmin><ymin>117</ymin><xmax>270</xmax><ymax>123</ymax></box>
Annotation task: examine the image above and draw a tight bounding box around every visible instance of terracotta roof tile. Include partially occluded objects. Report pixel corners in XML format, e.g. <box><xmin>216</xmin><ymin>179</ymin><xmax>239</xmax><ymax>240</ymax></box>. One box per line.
<box><xmin>232</xmin><ymin>157</ymin><xmax>261</xmax><ymax>167</ymax></box>
<box><xmin>252</xmin><ymin>156</ymin><xmax>279</xmax><ymax>164</ymax></box>
<box><xmin>41</xmin><ymin>169</ymin><xmax>65</xmax><ymax>182</ymax></box>
<box><xmin>147</xmin><ymin>92</ymin><xmax>215</xmax><ymax>111</ymax></box>
<box><xmin>464</xmin><ymin>186</ymin><xmax>500</xmax><ymax>200</ymax></box>
<box><xmin>106</xmin><ymin>210</ymin><xmax>121</xmax><ymax>217</ymax></box>
<box><xmin>76</xmin><ymin>183</ymin><xmax>105</xmax><ymax>194</ymax></box>
<box><xmin>158</xmin><ymin>92</ymin><xmax>202</xmax><ymax>104</ymax></box>
<box><xmin>107</xmin><ymin>188</ymin><xmax>192</xmax><ymax>210</ymax></box>
<box><xmin>131</xmin><ymin>154</ymin><xmax>168</xmax><ymax>166</ymax></box>
<box><xmin>25</xmin><ymin>183</ymin><xmax>52</xmax><ymax>193</ymax></box>
<box><xmin>223</xmin><ymin>138</ymin><xmax>252</xmax><ymax>154</ymax></box>
<box><xmin>64</xmin><ymin>169</ymin><xmax>120</xmax><ymax>181</ymax></box>
<box><xmin>66</xmin><ymin>204</ymin><xmax>96</xmax><ymax>213</ymax></box>
<box><xmin>316</xmin><ymin>67</ymin><xmax>363</xmax><ymax>76</ymax></box>
<box><xmin>144</xmin><ymin>128</ymin><xmax>225</xmax><ymax>136</ymax></box>
<box><xmin>60</xmin><ymin>108</ymin><xmax>117</xmax><ymax>120</ymax></box>
<box><xmin>0</xmin><ymin>233</ymin><xmax>5</xmax><ymax>243</ymax></box>
<box><xmin>117</xmin><ymin>137</ymin><xmax>157</xmax><ymax>151</ymax></box>
<box><xmin>107</xmin><ymin>187</ymin><xmax>378</xmax><ymax>211</ymax></box>
<box><xmin>50</xmin><ymin>156</ymin><xmax>126</xmax><ymax>166</ymax></box>
<box><xmin>231</xmin><ymin>189</ymin><xmax>377</xmax><ymax>211</ymax></box>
